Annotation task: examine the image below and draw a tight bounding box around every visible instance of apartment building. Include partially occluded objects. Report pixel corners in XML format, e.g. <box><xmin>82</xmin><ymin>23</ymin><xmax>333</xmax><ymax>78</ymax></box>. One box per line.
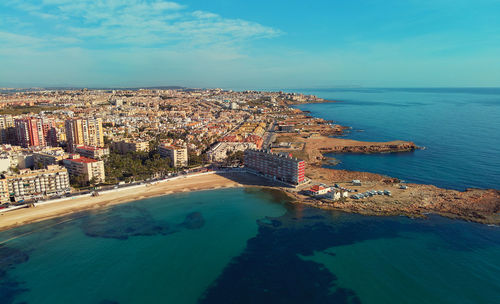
<box><xmin>0</xmin><ymin>179</ymin><xmax>9</xmax><ymax>204</ymax></box>
<box><xmin>244</xmin><ymin>149</ymin><xmax>306</xmax><ymax>185</ymax></box>
<box><xmin>0</xmin><ymin>115</ymin><xmax>15</xmax><ymax>144</ymax></box>
<box><xmin>2</xmin><ymin>165</ymin><xmax>70</xmax><ymax>202</ymax></box>
<box><xmin>15</xmin><ymin>118</ymin><xmax>45</xmax><ymax>147</ymax></box>
<box><xmin>33</xmin><ymin>147</ymin><xmax>68</xmax><ymax>168</ymax></box>
<box><xmin>111</xmin><ymin>140</ymin><xmax>150</xmax><ymax>154</ymax></box>
<box><xmin>158</xmin><ymin>144</ymin><xmax>188</xmax><ymax>168</ymax></box>
<box><xmin>75</xmin><ymin>145</ymin><xmax>110</xmax><ymax>159</ymax></box>
<box><xmin>65</xmin><ymin>118</ymin><xmax>104</xmax><ymax>151</ymax></box>
<box><xmin>40</xmin><ymin>118</ymin><xmax>58</xmax><ymax>147</ymax></box>
<box><xmin>207</xmin><ymin>142</ymin><xmax>256</xmax><ymax>162</ymax></box>
<box><xmin>62</xmin><ymin>154</ymin><xmax>106</xmax><ymax>183</ymax></box>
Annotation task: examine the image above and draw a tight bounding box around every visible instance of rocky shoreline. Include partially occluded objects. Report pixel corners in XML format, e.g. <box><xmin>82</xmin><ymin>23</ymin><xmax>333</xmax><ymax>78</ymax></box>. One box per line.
<box><xmin>274</xmin><ymin>99</ymin><xmax>500</xmax><ymax>225</ymax></box>
<box><xmin>283</xmin><ymin>98</ymin><xmax>342</xmax><ymax>105</ymax></box>
<box><xmin>273</xmin><ymin>133</ymin><xmax>418</xmax><ymax>165</ymax></box>
<box><xmin>322</xmin><ymin>141</ymin><xmax>418</xmax><ymax>154</ymax></box>
<box><xmin>286</xmin><ymin>166</ymin><xmax>500</xmax><ymax>225</ymax></box>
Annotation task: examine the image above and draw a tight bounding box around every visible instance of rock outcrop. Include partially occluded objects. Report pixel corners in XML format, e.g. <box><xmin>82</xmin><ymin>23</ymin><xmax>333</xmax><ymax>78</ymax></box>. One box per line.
<box><xmin>300</xmin><ymin>166</ymin><xmax>500</xmax><ymax>225</ymax></box>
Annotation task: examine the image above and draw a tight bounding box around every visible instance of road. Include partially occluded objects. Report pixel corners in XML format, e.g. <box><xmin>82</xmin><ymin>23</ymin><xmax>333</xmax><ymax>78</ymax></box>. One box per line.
<box><xmin>262</xmin><ymin>120</ymin><xmax>277</xmax><ymax>149</ymax></box>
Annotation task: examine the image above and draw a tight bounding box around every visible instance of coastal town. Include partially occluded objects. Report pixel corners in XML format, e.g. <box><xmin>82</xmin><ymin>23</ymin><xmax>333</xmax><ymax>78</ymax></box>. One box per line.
<box><xmin>0</xmin><ymin>87</ymin><xmax>499</xmax><ymax>229</ymax></box>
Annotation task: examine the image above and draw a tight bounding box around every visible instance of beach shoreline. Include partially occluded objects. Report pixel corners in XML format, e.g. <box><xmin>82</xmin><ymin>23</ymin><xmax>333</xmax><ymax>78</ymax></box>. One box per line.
<box><xmin>0</xmin><ymin>172</ymin><xmax>269</xmax><ymax>232</ymax></box>
<box><xmin>2</xmin><ymin>168</ymin><xmax>500</xmax><ymax>233</ymax></box>
<box><xmin>2</xmin><ymin>96</ymin><xmax>499</xmax><ymax>231</ymax></box>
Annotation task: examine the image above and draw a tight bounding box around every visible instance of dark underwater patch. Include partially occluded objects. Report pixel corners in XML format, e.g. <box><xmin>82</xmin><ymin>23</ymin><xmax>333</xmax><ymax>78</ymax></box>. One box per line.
<box><xmin>0</xmin><ymin>244</ymin><xmax>30</xmax><ymax>304</ymax></box>
<box><xmin>244</xmin><ymin>187</ymin><xmax>294</xmax><ymax>205</ymax></box>
<box><xmin>81</xmin><ymin>205</ymin><xmax>174</xmax><ymax>240</ymax></box>
<box><xmin>199</xmin><ymin>204</ymin><xmax>500</xmax><ymax>304</ymax></box>
<box><xmin>180</xmin><ymin>212</ymin><xmax>205</xmax><ymax>230</ymax></box>
<box><xmin>0</xmin><ymin>244</ymin><xmax>30</xmax><ymax>277</ymax></box>
<box><xmin>197</xmin><ymin>207</ymin><xmax>420</xmax><ymax>304</ymax></box>
<box><xmin>0</xmin><ymin>280</ymin><xmax>29</xmax><ymax>304</ymax></box>
<box><xmin>81</xmin><ymin>205</ymin><xmax>207</xmax><ymax>239</ymax></box>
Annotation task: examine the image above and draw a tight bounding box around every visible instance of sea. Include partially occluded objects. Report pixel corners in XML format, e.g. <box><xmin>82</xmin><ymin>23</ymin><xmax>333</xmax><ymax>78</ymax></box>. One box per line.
<box><xmin>292</xmin><ymin>88</ymin><xmax>500</xmax><ymax>190</ymax></box>
<box><xmin>1</xmin><ymin>88</ymin><xmax>500</xmax><ymax>304</ymax></box>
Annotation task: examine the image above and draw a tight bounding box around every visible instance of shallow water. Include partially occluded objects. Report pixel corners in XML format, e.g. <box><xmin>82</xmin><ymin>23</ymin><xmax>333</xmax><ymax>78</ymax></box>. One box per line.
<box><xmin>1</xmin><ymin>188</ymin><xmax>499</xmax><ymax>303</ymax></box>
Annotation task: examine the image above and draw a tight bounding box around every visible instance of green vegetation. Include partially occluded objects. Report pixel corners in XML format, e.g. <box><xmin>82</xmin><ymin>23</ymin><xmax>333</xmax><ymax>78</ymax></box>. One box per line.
<box><xmin>0</xmin><ymin>105</ymin><xmax>61</xmax><ymax>115</ymax></box>
<box><xmin>70</xmin><ymin>174</ymin><xmax>90</xmax><ymax>188</ymax></box>
<box><xmin>225</xmin><ymin>150</ymin><xmax>244</xmax><ymax>165</ymax></box>
<box><xmin>188</xmin><ymin>152</ymin><xmax>204</xmax><ymax>167</ymax></box>
<box><xmin>104</xmin><ymin>151</ymin><xmax>173</xmax><ymax>183</ymax></box>
<box><xmin>147</xmin><ymin>131</ymin><xmax>189</xmax><ymax>149</ymax></box>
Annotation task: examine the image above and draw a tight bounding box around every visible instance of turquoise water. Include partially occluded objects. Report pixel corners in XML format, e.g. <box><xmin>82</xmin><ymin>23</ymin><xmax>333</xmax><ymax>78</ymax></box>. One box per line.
<box><xmin>293</xmin><ymin>88</ymin><xmax>500</xmax><ymax>190</ymax></box>
<box><xmin>2</xmin><ymin>188</ymin><xmax>500</xmax><ymax>303</ymax></box>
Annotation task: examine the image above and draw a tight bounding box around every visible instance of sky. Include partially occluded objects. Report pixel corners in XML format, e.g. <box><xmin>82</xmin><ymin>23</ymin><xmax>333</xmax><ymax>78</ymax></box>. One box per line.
<box><xmin>1</xmin><ymin>0</ymin><xmax>500</xmax><ymax>89</ymax></box>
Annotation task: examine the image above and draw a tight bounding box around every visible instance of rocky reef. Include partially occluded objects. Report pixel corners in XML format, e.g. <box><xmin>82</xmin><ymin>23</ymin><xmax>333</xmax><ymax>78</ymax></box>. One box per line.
<box><xmin>0</xmin><ymin>244</ymin><xmax>30</xmax><ymax>304</ymax></box>
<box><xmin>82</xmin><ymin>206</ymin><xmax>205</xmax><ymax>240</ymax></box>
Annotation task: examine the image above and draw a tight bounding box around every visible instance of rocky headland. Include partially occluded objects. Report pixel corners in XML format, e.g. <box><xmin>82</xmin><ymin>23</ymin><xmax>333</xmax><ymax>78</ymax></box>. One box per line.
<box><xmin>292</xmin><ymin>166</ymin><xmax>500</xmax><ymax>225</ymax></box>
<box><xmin>273</xmin><ymin>104</ymin><xmax>499</xmax><ymax>225</ymax></box>
<box><xmin>273</xmin><ymin>133</ymin><xmax>417</xmax><ymax>165</ymax></box>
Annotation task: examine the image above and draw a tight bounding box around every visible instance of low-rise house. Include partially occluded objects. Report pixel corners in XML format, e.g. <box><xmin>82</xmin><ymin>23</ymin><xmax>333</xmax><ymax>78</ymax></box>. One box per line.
<box><xmin>308</xmin><ymin>185</ymin><xmax>331</xmax><ymax>196</ymax></box>
<box><xmin>329</xmin><ymin>189</ymin><xmax>349</xmax><ymax>200</ymax></box>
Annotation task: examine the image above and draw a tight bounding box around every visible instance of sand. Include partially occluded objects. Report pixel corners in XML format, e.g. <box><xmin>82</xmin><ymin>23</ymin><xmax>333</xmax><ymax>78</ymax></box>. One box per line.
<box><xmin>0</xmin><ymin>172</ymin><xmax>260</xmax><ymax>232</ymax></box>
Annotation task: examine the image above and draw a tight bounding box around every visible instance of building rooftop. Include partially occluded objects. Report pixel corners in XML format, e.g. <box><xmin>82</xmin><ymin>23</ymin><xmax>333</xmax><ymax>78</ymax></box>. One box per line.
<box><xmin>159</xmin><ymin>144</ymin><xmax>184</xmax><ymax>150</ymax></box>
<box><xmin>76</xmin><ymin>145</ymin><xmax>106</xmax><ymax>151</ymax></box>
<box><xmin>310</xmin><ymin>185</ymin><xmax>328</xmax><ymax>192</ymax></box>
<box><xmin>65</xmin><ymin>156</ymin><xmax>98</xmax><ymax>163</ymax></box>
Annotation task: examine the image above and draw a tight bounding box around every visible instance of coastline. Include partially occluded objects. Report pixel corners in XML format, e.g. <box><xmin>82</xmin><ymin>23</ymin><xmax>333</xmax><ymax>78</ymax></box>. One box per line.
<box><xmin>1</xmin><ymin>97</ymin><xmax>499</xmax><ymax>231</ymax></box>
<box><xmin>2</xmin><ymin>168</ymin><xmax>500</xmax><ymax>233</ymax></box>
<box><xmin>0</xmin><ymin>172</ymin><xmax>267</xmax><ymax>232</ymax></box>
<box><xmin>278</xmin><ymin>98</ymin><xmax>500</xmax><ymax>224</ymax></box>
<box><xmin>284</xmin><ymin>98</ymin><xmax>342</xmax><ymax>105</ymax></box>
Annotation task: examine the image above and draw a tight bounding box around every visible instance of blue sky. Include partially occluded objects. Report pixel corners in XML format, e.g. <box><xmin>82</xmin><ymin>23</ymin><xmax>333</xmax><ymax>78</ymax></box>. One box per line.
<box><xmin>1</xmin><ymin>0</ymin><xmax>500</xmax><ymax>89</ymax></box>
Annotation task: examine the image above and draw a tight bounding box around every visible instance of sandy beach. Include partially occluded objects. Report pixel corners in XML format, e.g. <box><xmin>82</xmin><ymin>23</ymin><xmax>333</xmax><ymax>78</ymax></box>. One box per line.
<box><xmin>2</xmin><ymin>167</ymin><xmax>499</xmax><ymax>233</ymax></box>
<box><xmin>0</xmin><ymin>172</ymin><xmax>268</xmax><ymax>232</ymax></box>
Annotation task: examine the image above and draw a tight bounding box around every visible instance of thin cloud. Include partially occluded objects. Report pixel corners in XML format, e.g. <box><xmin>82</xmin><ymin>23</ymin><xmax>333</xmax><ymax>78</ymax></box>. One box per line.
<box><xmin>2</xmin><ymin>0</ymin><xmax>281</xmax><ymax>48</ymax></box>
